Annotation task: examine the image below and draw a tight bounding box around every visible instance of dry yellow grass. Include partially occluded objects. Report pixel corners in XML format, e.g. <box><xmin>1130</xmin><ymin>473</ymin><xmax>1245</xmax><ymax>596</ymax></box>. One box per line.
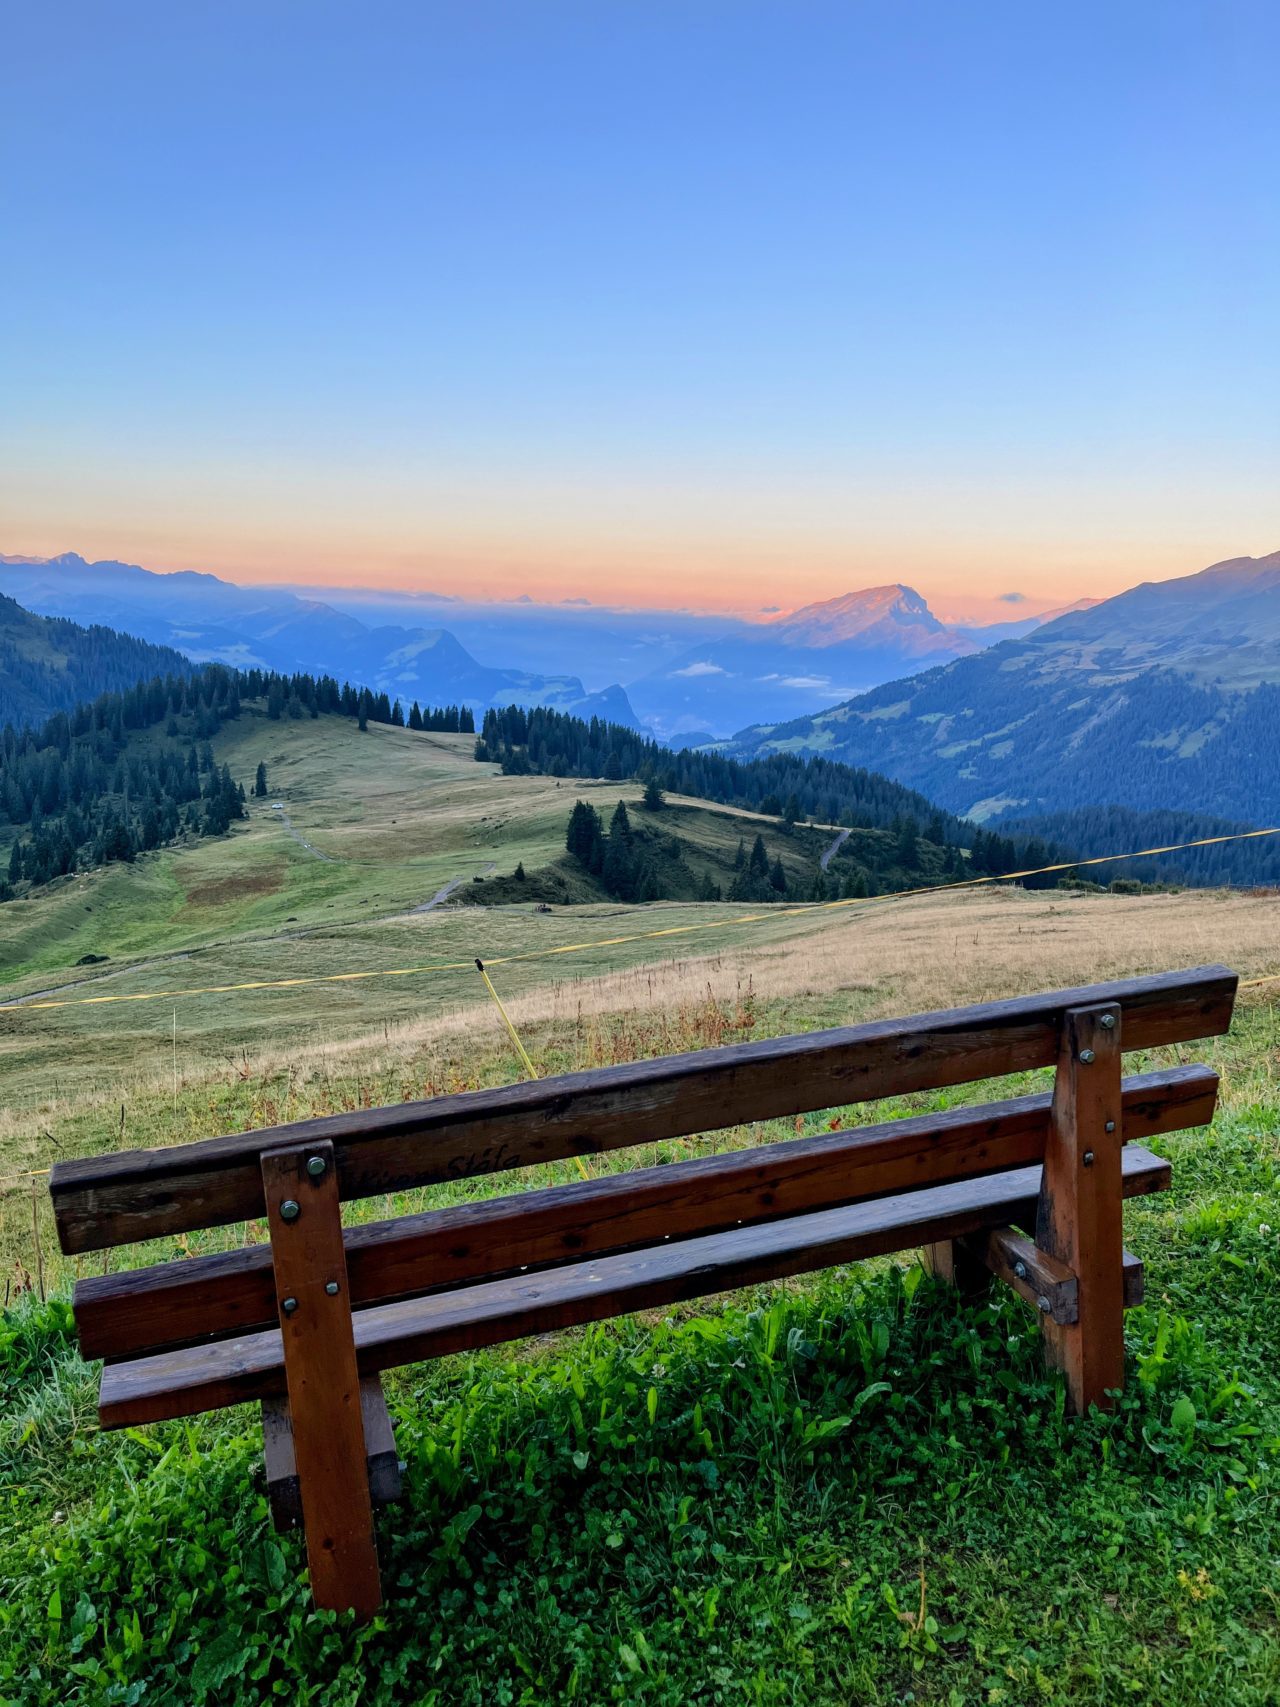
<box><xmin>6</xmin><ymin>881</ymin><xmax>1268</xmax><ymax>1146</ymax></box>
<box><xmin>268</xmin><ymin>880</ymin><xmax>1280</xmax><ymax>1073</ymax></box>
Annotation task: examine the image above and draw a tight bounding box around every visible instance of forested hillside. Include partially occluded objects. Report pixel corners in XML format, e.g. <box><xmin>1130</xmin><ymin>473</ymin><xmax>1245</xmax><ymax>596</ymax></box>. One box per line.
<box><xmin>0</xmin><ymin>663</ymin><xmax>474</xmax><ymax>899</ymax></box>
<box><xmin>1000</xmin><ymin>804</ymin><xmax>1280</xmax><ymax>888</ymax></box>
<box><xmin>0</xmin><ymin>592</ymin><xmax>195</xmax><ymax>729</ymax></box>
<box><xmin>476</xmin><ymin>704</ymin><xmax>1060</xmax><ymax>880</ymax></box>
<box><xmin>725</xmin><ymin>554</ymin><xmax>1280</xmax><ymax>830</ymax></box>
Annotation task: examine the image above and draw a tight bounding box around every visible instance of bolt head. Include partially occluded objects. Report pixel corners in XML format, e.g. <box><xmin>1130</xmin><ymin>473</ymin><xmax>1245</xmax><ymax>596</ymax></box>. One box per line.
<box><xmin>1083</xmin><ymin>1150</ymin><xmax>1095</xmax><ymax>1167</ymax></box>
<box><xmin>1013</xmin><ymin>1260</ymin><xmax>1027</xmax><ymax>1280</ymax></box>
<box><xmin>279</xmin><ymin>1199</ymin><xmax>301</xmax><ymax>1222</ymax></box>
<box><xmin>281</xmin><ymin>1297</ymin><xmax>298</xmax><ymax>1315</ymax></box>
<box><xmin>306</xmin><ymin>1155</ymin><xmax>327</xmax><ymax>1179</ymax></box>
<box><xmin>1037</xmin><ymin>1295</ymin><xmax>1051</xmax><ymax>1313</ymax></box>
<box><xmin>325</xmin><ymin>1281</ymin><xmax>340</xmax><ymax>1296</ymax></box>
<box><xmin>1099</xmin><ymin>1013</ymin><xmax>1116</xmax><ymax>1030</ymax></box>
<box><xmin>1105</xmin><ymin>1120</ymin><xmax>1116</xmax><ymax>1134</ymax></box>
<box><xmin>1079</xmin><ymin>1048</ymin><xmax>1096</xmax><ymax>1064</ymax></box>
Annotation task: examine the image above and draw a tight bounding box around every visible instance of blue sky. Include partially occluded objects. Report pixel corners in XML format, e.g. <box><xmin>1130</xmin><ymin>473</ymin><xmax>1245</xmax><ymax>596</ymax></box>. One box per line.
<box><xmin>2</xmin><ymin>1</ymin><xmax>1277</xmax><ymax>615</ymax></box>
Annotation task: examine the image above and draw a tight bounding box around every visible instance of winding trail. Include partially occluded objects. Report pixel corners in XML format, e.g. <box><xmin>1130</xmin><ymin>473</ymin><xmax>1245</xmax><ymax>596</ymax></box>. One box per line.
<box><xmin>820</xmin><ymin>828</ymin><xmax>851</xmax><ymax>871</ymax></box>
<box><xmin>275</xmin><ymin>809</ymin><xmax>336</xmax><ymax>862</ymax></box>
<box><xmin>411</xmin><ymin>862</ymin><xmax>497</xmax><ymax>913</ymax></box>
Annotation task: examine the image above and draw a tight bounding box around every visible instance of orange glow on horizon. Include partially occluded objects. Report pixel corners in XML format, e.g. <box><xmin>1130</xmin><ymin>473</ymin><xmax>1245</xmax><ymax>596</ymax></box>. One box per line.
<box><xmin>3</xmin><ymin>524</ymin><xmax>1240</xmax><ymax>625</ymax></box>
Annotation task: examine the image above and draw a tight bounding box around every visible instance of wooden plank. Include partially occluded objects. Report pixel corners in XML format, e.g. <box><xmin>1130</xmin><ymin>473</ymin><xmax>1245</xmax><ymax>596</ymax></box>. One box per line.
<box><xmin>1037</xmin><ymin>1004</ymin><xmax>1125</xmax><ymax>1414</ymax></box>
<box><xmin>260</xmin><ymin>1141</ymin><xmax>381</xmax><ymax>1620</ymax></box>
<box><xmin>263</xmin><ymin>1376</ymin><xmax>402</xmax><ymax>1532</ymax></box>
<box><xmin>50</xmin><ymin>965</ymin><xmax>1235</xmax><ymax>1253</ymax></box>
<box><xmin>98</xmin><ymin>1142</ymin><xmax>1172</xmax><ymax>1428</ymax></box>
<box><xmin>971</xmin><ymin>1227</ymin><xmax>1078</xmax><ymax>1322</ymax></box>
<box><xmin>955</xmin><ymin>1229</ymin><xmax>1145</xmax><ymax>1323</ymax></box>
<box><xmin>73</xmin><ymin>1065</ymin><xmax>1216</xmax><ymax>1363</ymax></box>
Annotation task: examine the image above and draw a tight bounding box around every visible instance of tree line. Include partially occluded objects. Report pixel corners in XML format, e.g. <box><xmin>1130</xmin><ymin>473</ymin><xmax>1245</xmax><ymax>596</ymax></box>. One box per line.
<box><xmin>0</xmin><ymin>664</ymin><xmax>477</xmax><ymax>900</ymax></box>
<box><xmin>0</xmin><ymin>591</ymin><xmax>196</xmax><ymax>731</ymax></box>
<box><xmin>479</xmin><ymin>704</ymin><xmax>1060</xmax><ymax>881</ymax></box>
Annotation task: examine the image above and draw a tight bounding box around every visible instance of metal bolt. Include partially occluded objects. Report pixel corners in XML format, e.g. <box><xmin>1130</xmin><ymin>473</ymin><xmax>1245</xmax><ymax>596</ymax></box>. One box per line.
<box><xmin>282</xmin><ymin>1297</ymin><xmax>298</xmax><ymax>1315</ymax></box>
<box><xmin>1079</xmin><ymin>1048</ymin><xmax>1096</xmax><ymax>1064</ymax></box>
<box><xmin>1083</xmin><ymin>1150</ymin><xmax>1095</xmax><ymax>1167</ymax></box>
<box><xmin>1013</xmin><ymin>1260</ymin><xmax>1027</xmax><ymax>1280</ymax></box>
<box><xmin>1037</xmin><ymin>1295</ymin><xmax>1051</xmax><ymax>1314</ymax></box>
<box><xmin>279</xmin><ymin>1199</ymin><xmax>301</xmax><ymax>1222</ymax></box>
<box><xmin>307</xmin><ymin>1155</ymin><xmax>327</xmax><ymax>1179</ymax></box>
<box><xmin>325</xmin><ymin>1281</ymin><xmax>340</xmax><ymax>1296</ymax></box>
<box><xmin>1099</xmin><ymin>1013</ymin><xmax>1116</xmax><ymax>1030</ymax></box>
<box><xmin>1105</xmin><ymin>1120</ymin><xmax>1116</xmax><ymax>1134</ymax></box>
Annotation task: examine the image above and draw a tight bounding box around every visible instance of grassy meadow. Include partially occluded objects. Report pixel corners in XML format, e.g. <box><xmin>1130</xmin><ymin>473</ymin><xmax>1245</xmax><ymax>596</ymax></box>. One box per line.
<box><xmin>1</xmin><ymin>708</ymin><xmax>1279</xmax><ymax>1703</ymax></box>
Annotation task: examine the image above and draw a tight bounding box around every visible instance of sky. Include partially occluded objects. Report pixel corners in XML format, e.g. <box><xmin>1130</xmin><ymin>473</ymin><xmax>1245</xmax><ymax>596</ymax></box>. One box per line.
<box><xmin>2</xmin><ymin>1</ymin><xmax>1278</xmax><ymax>621</ymax></box>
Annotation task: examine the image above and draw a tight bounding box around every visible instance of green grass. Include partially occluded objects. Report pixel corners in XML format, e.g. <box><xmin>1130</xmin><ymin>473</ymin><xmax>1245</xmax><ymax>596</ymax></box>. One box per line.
<box><xmin>1</xmin><ymin>994</ymin><xmax>1278</xmax><ymax>1704</ymax></box>
<box><xmin>0</xmin><ymin>711</ymin><xmax>841</xmax><ymax>1112</ymax></box>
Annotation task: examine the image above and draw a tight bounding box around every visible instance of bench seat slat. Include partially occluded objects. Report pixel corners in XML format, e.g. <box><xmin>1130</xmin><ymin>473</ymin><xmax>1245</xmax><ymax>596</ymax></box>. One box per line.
<box><xmin>51</xmin><ymin>964</ymin><xmax>1235</xmax><ymax>1253</ymax></box>
<box><xmin>98</xmin><ymin>1142</ymin><xmax>1172</xmax><ymax>1429</ymax></box>
<box><xmin>74</xmin><ymin>1064</ymin><xmax>1216</xmax><ymax>1364</ymax></box>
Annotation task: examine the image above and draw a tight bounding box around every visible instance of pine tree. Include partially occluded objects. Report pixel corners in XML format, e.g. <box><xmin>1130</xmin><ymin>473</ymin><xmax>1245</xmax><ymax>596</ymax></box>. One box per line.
<box><xmin>254</xmin><ymin>761</ymin><xmax>268</xmax><ymax>798</ymax></box>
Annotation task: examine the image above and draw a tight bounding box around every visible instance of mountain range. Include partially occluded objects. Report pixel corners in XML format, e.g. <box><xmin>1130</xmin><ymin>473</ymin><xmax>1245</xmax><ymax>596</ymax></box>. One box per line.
<box><xmin>725</xmin><ymin>551</ymin><xmax>1280</xmax><ymax>825</ymax></box>
<box><xmin>0</xmin><ymin>554</ymin><xmax>1078</xmax><ymax>742</ymax></box>
<box><xmin>0</xmin><ymin>554</ymin><xmax>639</xmax><ymax>729</ymax></box>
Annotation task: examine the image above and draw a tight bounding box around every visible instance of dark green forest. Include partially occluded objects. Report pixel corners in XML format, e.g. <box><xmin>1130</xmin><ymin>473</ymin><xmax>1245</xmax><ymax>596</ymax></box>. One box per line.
<box><xmin>0</xmin><ymin>592</ymin><xmax>196</xmax><ymax>730</ymax></box>
<box><xmin>1001</xmin><ymin>803</ymin><xmax>1280</xmax><ymax>888</ymax></box>
<box><xmin>475</xmin><ymin>704</ymin><xmax>1057</xmax><ymax>882</ymax></box>
<box><xmin>0</xmin><ymin>664</ymin><xmax>474</xmax><ymax>899</ymax></box>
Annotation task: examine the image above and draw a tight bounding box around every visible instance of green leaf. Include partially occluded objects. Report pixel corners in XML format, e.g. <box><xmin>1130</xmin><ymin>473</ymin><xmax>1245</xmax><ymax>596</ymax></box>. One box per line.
<box><xmin>1171</xmin><ymin>1395</ymin><xmax>1197</xmax><ymax>1433</ymax></box>
<box><xmin>191</xmin><ymin>1631</ymin><xmax>253</xmax><ymax>1699</ymax></box>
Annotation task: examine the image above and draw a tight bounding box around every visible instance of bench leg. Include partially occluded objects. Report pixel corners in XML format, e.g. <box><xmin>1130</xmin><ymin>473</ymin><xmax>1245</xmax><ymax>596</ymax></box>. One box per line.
<box><xmin>262</xmin><ymin>1139</ymin><xmax>382</xmax><ymax>1619</ymax></box>
<box><xmin>921</xmin><ymin>1237</ymin><xmax>991</xmax><ymax>1300</ymax></box>
<box><xmin>262</xmin><ymin>1375</ymin><xmax>403</xmax><ymax>1533</ymax></box>
<box><xmin>1036</xmin><ymin>1003</ymin><xmax>1125</xmax><ymax>1415</ymax></box>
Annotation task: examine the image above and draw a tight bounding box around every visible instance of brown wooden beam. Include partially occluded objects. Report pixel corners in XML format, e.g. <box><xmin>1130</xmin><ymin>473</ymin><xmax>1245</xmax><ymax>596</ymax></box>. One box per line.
<box><xmin>50</xmin><ymin>965</ymin><xmax>1235</xmax><ymax>1253</ymax></box>
<box><xmin>262</xmin><ymin>1375</ymin><xmax>402</xmax><ymax>1532</ymax></box>
<box><xmin>73</xmin><ymin>1066</ymin><xmax>1215</xmax><ymax>1363</ymax></box>
<box><xmin>1037</xmin><ymin>1004</ymin><xmax>1126</xmax><ymax>1413</ymax></box>
<box><xmin>261</xmin><ymin>1140</ymin><xmax>381</xmax><ymax>1621</ymax></box>
<box><xmin>99</xmin><ymin>1142</ymin><xmax>1172</xmax><ymax>1429</ymax></box>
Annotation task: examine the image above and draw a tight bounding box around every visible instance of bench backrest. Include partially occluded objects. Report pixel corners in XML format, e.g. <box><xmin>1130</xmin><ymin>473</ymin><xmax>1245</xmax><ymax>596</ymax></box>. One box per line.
<box><xmin>51</xmin><ymin>964</ymin><xmax>1236</xmax><ymax>1367</ymax></box>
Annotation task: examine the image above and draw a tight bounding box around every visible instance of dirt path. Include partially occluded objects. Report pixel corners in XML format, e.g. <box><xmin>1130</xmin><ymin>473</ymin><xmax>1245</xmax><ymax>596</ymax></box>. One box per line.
<box><xmin>820</xmin><ymin>828</ymin><xmax>851</xmax><ymax>870</ymax></box>
<box><xmin>410</xmin><ymin>862</ymin><xmax>497</xmax><ymax>913</ymax></box>
<box><xmin>275</xmin><ymin>809</ymin><xmax>336</xmax><ymax>862</ymax></box>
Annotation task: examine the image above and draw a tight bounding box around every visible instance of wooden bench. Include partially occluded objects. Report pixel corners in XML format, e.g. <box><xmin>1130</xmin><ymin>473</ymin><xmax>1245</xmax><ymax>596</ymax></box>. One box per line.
<box><xmin>49</xmin><ymin>965</ymin><xmax>1237</xmax><ymax>1621</ymax></box>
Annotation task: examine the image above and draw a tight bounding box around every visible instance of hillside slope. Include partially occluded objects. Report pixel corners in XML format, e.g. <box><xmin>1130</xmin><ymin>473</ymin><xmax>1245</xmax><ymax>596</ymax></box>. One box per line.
<box><xmin>727</xmin><ymin>551</ymin><xmax>1280</xmax><ymax>822</ymax></box>
<box><xmin>0</xmin><ymin>592</ymin><xmax>193</xmax><ymax>729</ymax></box>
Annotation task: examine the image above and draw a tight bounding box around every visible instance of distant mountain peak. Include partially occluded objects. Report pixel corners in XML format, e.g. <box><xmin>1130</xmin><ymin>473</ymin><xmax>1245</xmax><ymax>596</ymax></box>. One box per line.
<box><xmin>772</xmin><ymin>583</ymin><xmax>963</xmax><ymax>653</ymax></box>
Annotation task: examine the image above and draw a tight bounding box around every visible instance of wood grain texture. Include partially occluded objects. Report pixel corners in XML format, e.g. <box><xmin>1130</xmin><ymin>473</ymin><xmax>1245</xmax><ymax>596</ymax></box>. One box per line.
<box><xmin>74</xmin><ymin>1065</ymin><xmax>1217</xmax><ymax>1363</ymax></box>
<box><xmin>50</xmin><ymin>965</ymin><xmax>1235</xmax><ymax>1253</ymax></box>
<box><xmin>263</xmin><ymin>1375</ymin><xmax>401</xmax><ymax>1533</ymax></box>
<box><xmin>260</xmin><ymin>1141</ymin><xmax>381</xmax><ymax>1620</ymax></box>
<box><xmin>99</xmin><ymin>1143</ymin><xmax>1172</xmax><ymax>1429</ymax></box>
<box><xmin>1037</xmin><ymin>1005</ymin><xmax>1126</xmax><ymax>1414</ymax></box>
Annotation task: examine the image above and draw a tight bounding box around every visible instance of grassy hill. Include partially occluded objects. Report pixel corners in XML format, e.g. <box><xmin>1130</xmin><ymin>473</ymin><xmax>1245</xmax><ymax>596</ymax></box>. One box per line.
<box><xmin>1</xmin><ymin>706</ymin><xmax>909</xmax><ymax>1112</ymax></box>
<box><xmin>2</xmin><ymin>884</ymin><xmax>1278</xmax><ymax>1705</ymax></box>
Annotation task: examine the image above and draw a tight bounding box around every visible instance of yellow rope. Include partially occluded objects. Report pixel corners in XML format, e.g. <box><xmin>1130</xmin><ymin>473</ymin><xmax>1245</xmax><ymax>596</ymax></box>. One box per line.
<box><xmin>3</xmin><ymin>823</ymin><xmax>1278</xmax><ymax>1016</ymax></box>
<box><xmin>475</xmin><ymin>958</ymin><xmax>591</xmax><ymax>1181</ymax></box>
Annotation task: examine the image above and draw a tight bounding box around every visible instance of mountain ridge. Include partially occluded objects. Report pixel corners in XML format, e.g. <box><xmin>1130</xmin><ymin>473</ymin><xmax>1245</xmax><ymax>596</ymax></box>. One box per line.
<box><xmin>723</xmin><ymin>550</ymin><xmax>1280</xmax><ymax>824</ymax></box>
